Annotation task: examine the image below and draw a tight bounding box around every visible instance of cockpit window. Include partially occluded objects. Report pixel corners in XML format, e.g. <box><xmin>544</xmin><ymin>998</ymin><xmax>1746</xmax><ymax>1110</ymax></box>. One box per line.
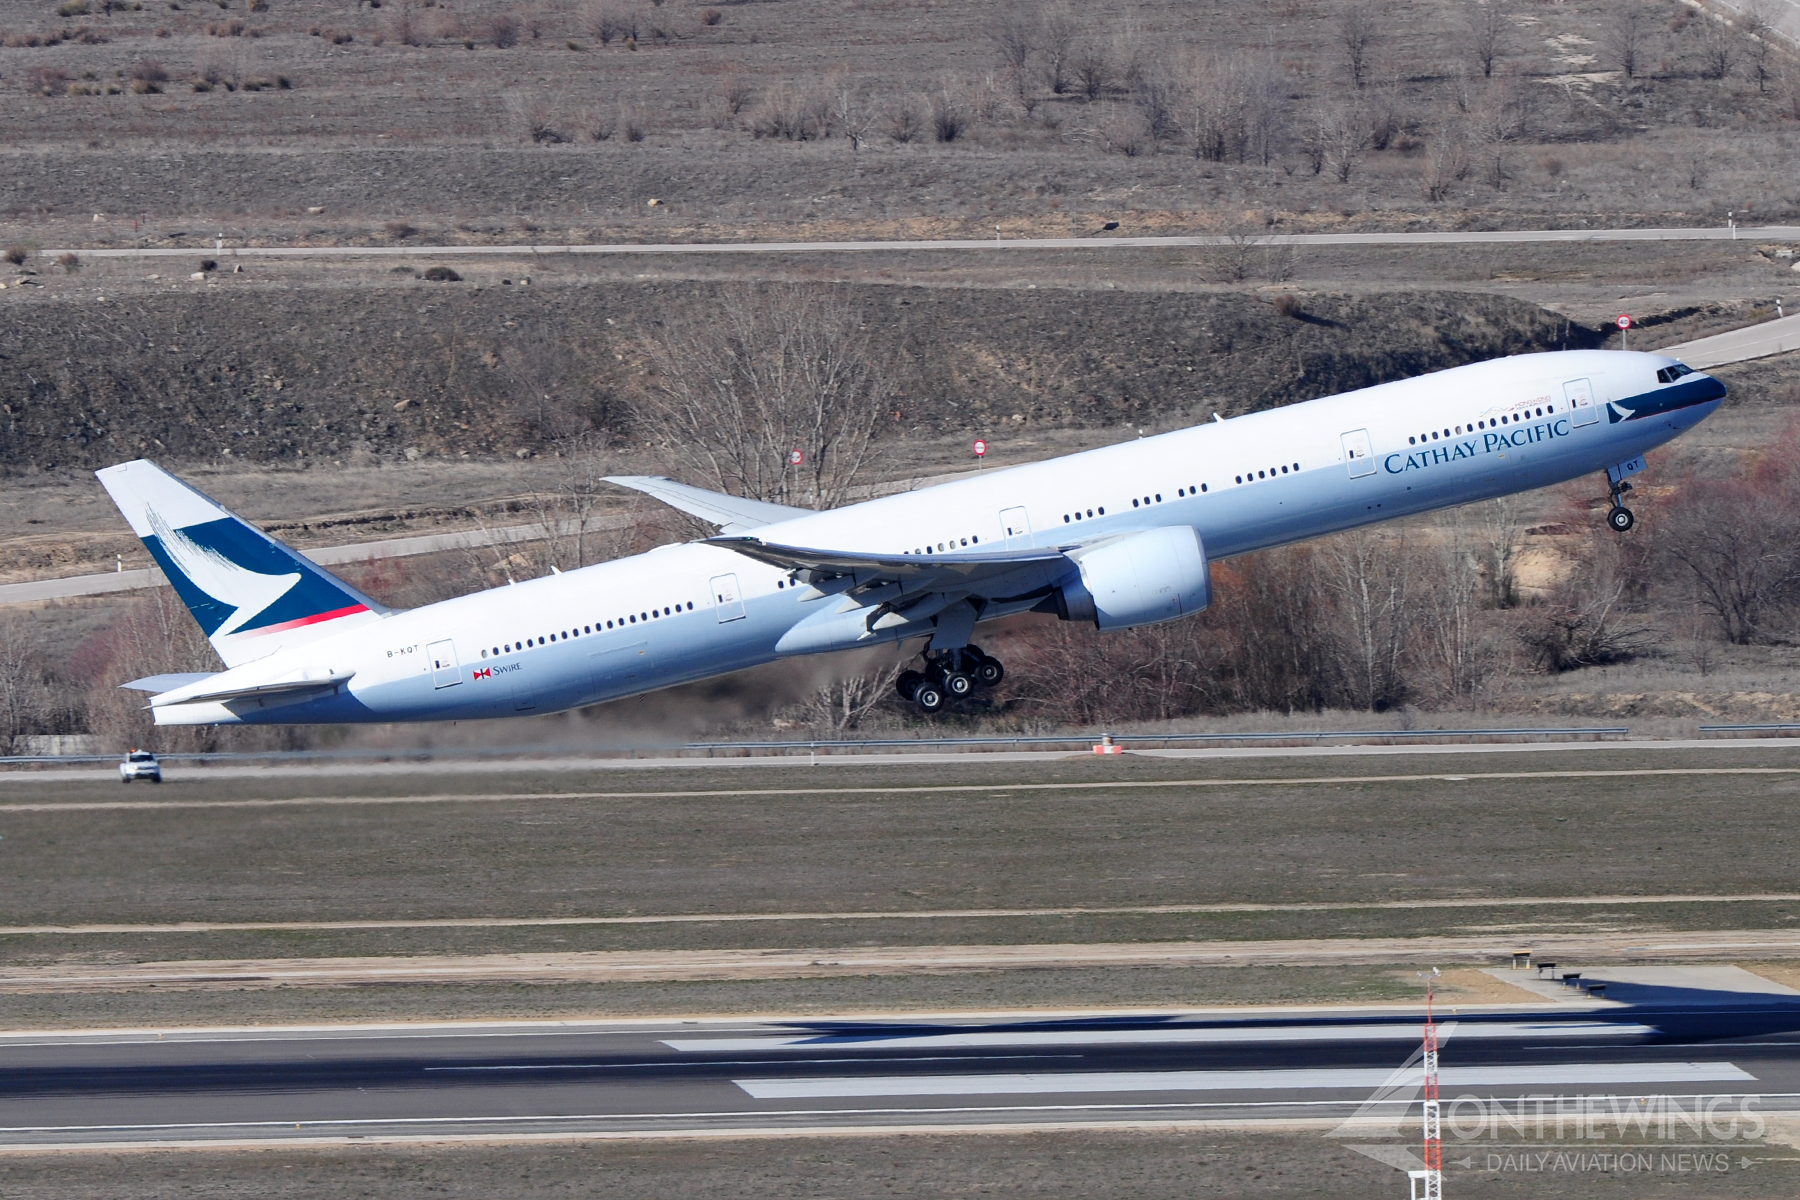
<box><xmin>1656</xmin><ymin>363</ymin><xmax>1695</xmax><ymax>384</ymax></box>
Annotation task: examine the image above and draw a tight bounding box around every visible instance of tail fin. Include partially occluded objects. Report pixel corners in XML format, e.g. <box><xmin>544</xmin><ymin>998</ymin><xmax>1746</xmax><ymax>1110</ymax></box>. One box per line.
<box><xmin>96</xmin><ymin>460</ymin><xmax>389</xmax><ymax>668</ymax></box>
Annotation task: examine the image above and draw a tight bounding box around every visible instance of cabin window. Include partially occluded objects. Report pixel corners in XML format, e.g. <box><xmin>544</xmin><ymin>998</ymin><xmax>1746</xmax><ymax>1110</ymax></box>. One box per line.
<box><xmin>1097</xmin><ymin>507</ymin><xmax>1104</xmax><ymax>515</ymax></box>
<box><xmin>629</xmin><ymin>615</ymin><xmax>635</xmax><ymax>623</ymax></box>
<box><xmin>1177</xmin><ymin>488</ymin><xmax>1184</xmax><ymax>497</ymax></box>
<box><xmin>1133</xmin><ymin>499</ymin><xmax>1140</xmax><ymax>508</ymax></box>
<box><xmin>1235</xmin><ymin>475</ymin><xmax>1242</xmax><ymax>484</ymax></box>
<box><xmin>1201</xmin><ymin>483</ymin><xmax>1208</xmax><ymax>492</ymax></box>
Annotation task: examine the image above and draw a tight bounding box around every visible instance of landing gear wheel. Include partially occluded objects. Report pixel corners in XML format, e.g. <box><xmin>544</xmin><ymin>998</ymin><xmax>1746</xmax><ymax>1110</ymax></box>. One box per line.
<box><xmin>943</xmin><ymin>671</ymin><xmax>974</xmax><ymax>698</ymax></box>
<box><xmin>1607</xmin><ymin>505</ymin><xmax>1635</xmax><ymax>532</ymax></box>
<box><xmin>896</xmin><ymin>670</ymin><xmax>924</xmax><ymax>702</ymax></box>
<box><xmin>973</xmin><ymin>657</ymin><xmax>1004</xmax><ymax>687</ymax></box>
<box><xmin>913</xmin><ymin>680</ymin><xmax>946</xmax><ymax>713</ymax></box>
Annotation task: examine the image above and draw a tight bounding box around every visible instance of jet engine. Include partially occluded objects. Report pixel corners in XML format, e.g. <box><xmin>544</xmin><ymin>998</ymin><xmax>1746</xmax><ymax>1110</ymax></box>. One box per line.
<box><xmin>1052</xmin><ymin>526</ymin><xmax>1212</xmax><ymax>631</ymax></box>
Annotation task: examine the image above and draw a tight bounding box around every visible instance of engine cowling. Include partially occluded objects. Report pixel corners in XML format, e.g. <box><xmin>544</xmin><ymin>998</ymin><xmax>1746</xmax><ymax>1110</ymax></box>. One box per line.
<box><xmin>1053</xmin><ymin>526</ymin><xmax>1212</xmax><ymax>631</ymax></box>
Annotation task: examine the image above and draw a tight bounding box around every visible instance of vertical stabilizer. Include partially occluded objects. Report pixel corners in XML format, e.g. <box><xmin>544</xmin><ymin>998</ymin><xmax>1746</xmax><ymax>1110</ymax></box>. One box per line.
<box><xmin>96</xmin><ymin>460</ymin><xmax>390</xmax><ymax>668</ymax></box>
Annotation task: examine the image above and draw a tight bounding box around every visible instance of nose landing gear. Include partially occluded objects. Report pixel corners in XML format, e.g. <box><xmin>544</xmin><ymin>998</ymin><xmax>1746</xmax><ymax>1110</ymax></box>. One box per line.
<box><xmin>1606</xmin><ymin>479</ymin><xmax>1635</xmax><ymax>533</ymax></box>
<box><xmin>896</xmin><ymin>645</ymin><xmax>1005</xmax><ymax>713</ymax></box>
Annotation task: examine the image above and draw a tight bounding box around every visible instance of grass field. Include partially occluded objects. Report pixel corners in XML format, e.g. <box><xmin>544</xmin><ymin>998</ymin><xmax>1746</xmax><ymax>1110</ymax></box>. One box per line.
<box><xmin>3</xmin><ymin>747</ymin><xmax>1799</xmax><ymax>1025</ymax></box>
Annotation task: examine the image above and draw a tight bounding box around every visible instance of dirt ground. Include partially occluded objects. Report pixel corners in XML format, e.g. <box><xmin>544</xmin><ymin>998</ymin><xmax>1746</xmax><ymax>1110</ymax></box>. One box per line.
<box><xmin>11</xmin><ymin>1127</ymin><xmax>1797</xmax><ymax>1200</ymax></box>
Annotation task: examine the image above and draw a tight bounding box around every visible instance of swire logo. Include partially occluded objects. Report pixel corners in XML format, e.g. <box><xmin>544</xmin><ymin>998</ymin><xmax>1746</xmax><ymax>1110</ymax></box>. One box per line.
<box><xmin>473</xmin><ymin>668</ymin><xmax>492</xmax><ymax>680</ymax></box>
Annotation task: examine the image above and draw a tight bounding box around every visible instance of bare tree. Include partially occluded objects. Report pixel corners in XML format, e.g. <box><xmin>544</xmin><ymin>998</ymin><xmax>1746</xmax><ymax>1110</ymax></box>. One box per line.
<box><xmin>1695</xmin><ymin>11</ymin><xmax>1735</xmax><ymax>80</ymax></box>
<box><xmin>1467</xmin><ymin>78</ymin><xmax>1528</xmax><ymax>189</ymax></box>
<box><xmin>0</xmin><ymin>615</ymin><xmax>52</xmax><ymax>755</ymax></box>
<box><xmin>1304</xmin><ymin>104</ymin><xmax>1368</xmax><ymax>181</ymax></box>
<box><xmin>886</xmin><ymin>95</ymin><xmax>925</xmax><ymax>143</ymax></box>
<box><xmin>1069</xmin><ymin>33</ymin><xmax>1110</xmax><ymax>100</ymax></box>
<box><xmin>1660</xmin><ymin>467</ymin><xmax>1800</xmax><ymax>643</ymax></box>
<box><xmin>1742</xmin><ymin>7</ymin><xmax>1776</xmax><ymax>93</ymax></box>
<box><xmin>1339</xmin><ymin>2</ymin><xmax>1379</xmax><ymax>89</ymax></box>
<box><xmin>1602</xmin><ymin>2</ymin><xmax>1647</xmax><ymax>78</ymax></box>
<box><xmin>1462</xmin><ymin>0</ymin><xmax>1512</xmax><ymax>78</ymax></box>
<box><xmin>1319</xmin><ymin>529</ymin><xmax>1412</xmax><ymax>711</ymax></box>
<box><xmin>787</xmin><ymin>662</ymin><xmax>906</xmax><ymax>732</ymax></box>
<box><xmin>1476</xmin><ymin>495</ymin><xmax>1523</xmax><ymax>607</ymax></box>
<box><xmin>1038</xmin><ymin>2</ymin><xmax>1079</xmax><ymax>94</ymax></box>
<box><xmin>987</xmin><ymin>1</ymin><xmax>1039</xmax><ymax>105</ymax></box>
<box><xmin>827</xmin><ymin>70</ymin><xmax>876</xmax><ymax>150</ymax></box>
<box><xmin>638</xmin><ymin>286</ymin><xmax>895</xmax><ymax>509</ymax></box>
<box><xmin>1130</xmin><ymin>56</ymin><xmax>1184</xmax><ymax>142</ymax></box>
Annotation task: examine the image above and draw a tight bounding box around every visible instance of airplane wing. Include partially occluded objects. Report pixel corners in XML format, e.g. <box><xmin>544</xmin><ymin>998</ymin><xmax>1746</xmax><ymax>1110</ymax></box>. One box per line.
<box><xmin>710</xmin><ymin>537</ymin><xmax>1070</xmax><ymax>592</ymax></box>
<box><xmin>603</xmin><ymin>476</ymin><xmax>815</xmax><ymax>534</ymax></box>
<box><xmin>120</xmin><ymin>673</ymin><xmax>216</xmax><ymax>693</ymax></box>
<box><xmin>129</xmin><ymin>671</ymin><xmax>357</xmax><ymax>708</ymax></box>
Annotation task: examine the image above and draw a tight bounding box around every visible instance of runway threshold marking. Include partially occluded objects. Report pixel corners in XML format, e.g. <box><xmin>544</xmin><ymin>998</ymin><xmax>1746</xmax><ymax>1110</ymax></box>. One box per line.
<box><xmin>735</xmin><ymin>1062</ymin><xmax>1757</xmax><ymax>1100</ymax></box>
<box><xmin>7</xmin><ymin>895</ymin><xmax>1798</xmax><ymax>937</ymax></box>
<box><xmin>4</xmin><ymin>766</ymin><xmax>1799</xmax><ymax>814</ymax></box>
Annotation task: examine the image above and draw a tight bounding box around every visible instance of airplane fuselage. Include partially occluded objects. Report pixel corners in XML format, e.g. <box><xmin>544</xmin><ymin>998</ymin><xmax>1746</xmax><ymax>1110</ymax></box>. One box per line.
<box><xmin>149</xmin><ymin>350</ymin><xmax>1724</xmax><ymax>724</ymax></box>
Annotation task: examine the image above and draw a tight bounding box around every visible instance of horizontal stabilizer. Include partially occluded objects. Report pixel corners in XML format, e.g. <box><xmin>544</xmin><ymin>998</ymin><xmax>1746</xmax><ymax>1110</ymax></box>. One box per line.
<box><xmin>604</xmin><ymin>476</ymin><xmax>814</xmax><ymax>534</ymax></box>
<box><xmin>120</xmin><ymin>673</ymin><xmax>216</xmax><ymax>694</ymax></box>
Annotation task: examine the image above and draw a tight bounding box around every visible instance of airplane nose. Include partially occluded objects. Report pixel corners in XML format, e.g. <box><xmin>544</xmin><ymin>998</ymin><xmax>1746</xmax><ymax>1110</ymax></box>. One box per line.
<box><xmin>1697</xmin><ymin>374</ymin><xmax>1728</xmax><ymax>402</ymax></box>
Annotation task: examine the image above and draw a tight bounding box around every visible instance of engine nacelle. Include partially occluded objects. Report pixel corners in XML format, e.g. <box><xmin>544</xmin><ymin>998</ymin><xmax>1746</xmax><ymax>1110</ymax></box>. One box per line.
<box><xmin>1053</xmin><ymin>526</ymin><xmax>1212</xmax><ymax>631</ymax></box>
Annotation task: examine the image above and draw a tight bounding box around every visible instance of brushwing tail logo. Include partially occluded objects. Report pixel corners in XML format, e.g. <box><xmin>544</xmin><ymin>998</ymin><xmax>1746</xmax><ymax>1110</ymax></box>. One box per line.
<box><xmin>146</xmin><ymin>506</ymin><xmax>301</xmax><ymax>637</ymax></box>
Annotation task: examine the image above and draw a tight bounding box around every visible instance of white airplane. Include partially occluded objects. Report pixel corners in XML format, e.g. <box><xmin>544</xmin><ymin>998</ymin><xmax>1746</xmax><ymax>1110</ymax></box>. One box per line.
<box><xmin>98</xmin><ymin>349</ymin><xmax>1723</xmax><ymax>725</ymax></box>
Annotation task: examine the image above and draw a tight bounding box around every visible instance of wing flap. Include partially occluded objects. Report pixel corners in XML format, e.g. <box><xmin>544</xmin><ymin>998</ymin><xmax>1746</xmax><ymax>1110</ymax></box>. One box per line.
<box><xmin>147</xmin><ymin>671</ymin><xmax>357</xmax><ymax>707</ymax></box>
<box><xmin>604</xmin><ymin>476</ymin><xmax>814</xmax><ymax>534</ymax></box>
<box><xmin>708</xmin><ymin>536</ymin><xmax>1072</xmax><ymax>591</ymax></box>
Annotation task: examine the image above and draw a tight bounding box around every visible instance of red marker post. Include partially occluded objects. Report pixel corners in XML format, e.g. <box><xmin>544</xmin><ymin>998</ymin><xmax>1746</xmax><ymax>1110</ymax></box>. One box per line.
<box><xmin>973</xmin><ymin>439</ymin><xmax>987</xmax><ymax>470</ymax></box>
<box><xmin>1617</xmin><ymin>313</ymin><xmax>1632</xmax><ymax>351</ymax></box>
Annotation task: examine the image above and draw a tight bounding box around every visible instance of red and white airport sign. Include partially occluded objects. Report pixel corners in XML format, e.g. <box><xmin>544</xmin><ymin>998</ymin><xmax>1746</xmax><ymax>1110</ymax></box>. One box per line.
<box><xmin>973</xmin><ymin>439</ymin><xmax>988</xmax><ymax>458</ymax></box>
<box><xmin>1616</xmin><ymin>314</ymin><xmax>1633</xmax><ymax>330</ymax></box>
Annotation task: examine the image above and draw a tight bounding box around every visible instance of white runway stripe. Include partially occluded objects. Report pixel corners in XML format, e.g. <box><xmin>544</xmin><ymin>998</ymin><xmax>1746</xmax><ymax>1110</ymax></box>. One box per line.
<box><xmin>669</xmin><ymin>1021</ymin><xmax>1651</xmax><ymax>1053</ymax></box>
<box><xmin>735</xmin><ymin>1062</ymin><xmax>1754</xmax><ymax>1100</ymax></box>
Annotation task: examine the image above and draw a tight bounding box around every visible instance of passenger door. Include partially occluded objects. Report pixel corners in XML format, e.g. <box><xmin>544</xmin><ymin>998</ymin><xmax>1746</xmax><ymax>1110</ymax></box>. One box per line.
<box><xmin>1565</xmin><ymin>378</ymin><xmax>1600</xmax><ymax>427</ymax></box>
<box><xmin>1341</xmin><ymin>429</ymin><xmax>1377</xmax><ymax>478</ymax></box>
<box><xmin>711</xmin><ymin>573</ymin><xmax>746</xmax><ymax>622</ymax></box>
<box><xmin>999</xmin><ymin>506</ymin><xmax>1031</xmax><ymax>548</ymax></box>
<box><xmin>427</xmin><ymin>639</ymin><xmax>461</xmax><ymax>689</ymax></box>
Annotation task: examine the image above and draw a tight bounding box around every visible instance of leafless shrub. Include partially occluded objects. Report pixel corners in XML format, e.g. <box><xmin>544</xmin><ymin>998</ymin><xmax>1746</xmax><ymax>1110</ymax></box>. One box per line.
<box><xmin>486</xmin><ymin>10</ymin><xmax>520</xmax><ymax>47</ymax></box>
<box><xmin>1422</xmin><ymin>121</ymin><xmax>1469</xmax><ymax>200</ymax></box>
<box><xmin>715</xmin><ymin>74</ymin><xmax>752</xmax><ymax>120</ymax></box>
<box><xmin>387</xmin><ymin>0</ymin><xmax>423</xmax><ymax>45</ymax></box>
<box><xmin>1303</xmin><ymin>104</ymin><xmax>1368</xmax><ymax>181</ymax></box>
<box><xmin>1468</xmin><ymin>78</ymin><xmax>1529</xmax><ymax>189</ymax></box>
<box><xmin>1099</xmin><ymin>105</ymin><xmax>1153</xmax><ymax>155</ymax></box>
<box><xmin>1129</xmin><ymin>56</ymin><xmax>1183</xmax><ymax>142</ymax></box>
<box><xmin>578</xmin><ymin>105</ymin><xmax>617</xmax><ymax>141</ymax></box>
<box><xmin>3</xmin><ymin>245</ymin><xmax>28</xmax><ymax>266</ymax></box>
<box><xmin>637</xmin><ymin>284</ymin><xmax>895</xmax><ymax>509</ymax></box>
<box><xmin>751</xmin><ymin>84</ymin><xmax>829</xmax><ymax>141</ymax></box>
<box><xmin>1339</xmin><ymin>2</ymin><xmax>1378</xmax><ymax>88</ymax></box>
<box><xmin>28</xmin><ymin>65</ymin><xmax>71</xmax><ymax>94</ymax></box>
<box><xmin>780</xmin><ymin>662</ymin><xmax>907</xmax><ymax>733</ymax></box>
<box><xmin>700</xmin><ymin>7</ymin><xmax>720</xmax><ymax>25</ymax></box>
<box><xmin>505</xmin><ymin>91</ymin><xmax>565</xmax><ymax>143</ymax></box>
<box><xmin>385</xmin><ymin>219</ymin><xmax>418</xmax><ymax>239</ymax></box>
<box><xmin>986</xmin><ymin>2</ymin><xmax>1037</xmax><ymax>78</ymax></box>
<box><xmin>930</xmin><ymin>83</ymin><xmax>967</xmax><ymax>142</ymax></box>
<box><xmin>1517</xmin><ymin>562</ymin><xmax>1655</xmax><ymax>671</ymax></box>
<box><xmin>1273</xmin><ymin>293</ymin><xmax>1303</xmax><ymax>318</ymax></box>
<box><xmin>1603</xmin><ymin>2</ymin><xmax>1648</xmax><ymax>78</ymax></box>
<box><xmin>58</xmin><ymin>251</ymin><xmax>80</xmax><ymax>273</ymax></box>
<box><xmin>1365</xmin><ymin>73</ymin><xmax>1406</xmax><ymax>150</ymax></box>
<box><xmin>1461</xmin><ymin>0</ymin><xmax>1511</xmax><ymax>78</ymax></box>
<box><xmin>885</xmin><ymin>95</ymin><xmax>925</xmax><ymax>143</ymax></box>
<box><xmin>620</xmin><ymin>104</ymin><xmax>646</xmax><ymax>141</ymax></box>
<box><xmin>128</xmin><ymin>58</ymin><xmax>169</xmax><ymax>94</ymax></box>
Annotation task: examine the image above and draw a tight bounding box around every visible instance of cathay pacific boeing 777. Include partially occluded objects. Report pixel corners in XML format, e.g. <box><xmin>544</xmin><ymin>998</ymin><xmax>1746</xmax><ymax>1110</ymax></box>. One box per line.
<box><xmin>97</xmin><ymin>348</ymin><xmax>1724</xmax><ymax>724</ymax></box>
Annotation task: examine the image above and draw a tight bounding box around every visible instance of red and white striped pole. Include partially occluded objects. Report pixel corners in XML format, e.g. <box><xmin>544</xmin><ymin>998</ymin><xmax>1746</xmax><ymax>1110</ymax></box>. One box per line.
<box><xmin>1410</xmin><ymin>970</ymin><xmax>1444</xmax><ymax>1200</ymax></box>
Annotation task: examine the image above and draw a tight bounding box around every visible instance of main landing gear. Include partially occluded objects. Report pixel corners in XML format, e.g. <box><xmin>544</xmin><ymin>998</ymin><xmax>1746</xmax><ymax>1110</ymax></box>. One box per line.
<box><xmin>896</xmin><ymin>645</ymin><xmax>1005</xmax><ymax>714</ymax></box>
<box><xmin>1606</xmin><ymin>479</ymin><xmax>1635</xmax><ymax>533</ymax></box>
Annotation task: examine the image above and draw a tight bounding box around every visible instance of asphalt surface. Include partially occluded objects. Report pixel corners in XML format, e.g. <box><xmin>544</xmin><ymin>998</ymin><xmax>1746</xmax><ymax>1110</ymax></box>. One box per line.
<box><xmin>6</xmin><ymin>986</ymin><xmax>1799</xmax><ymax>1148</ymax></box>
<box><xmin>1665</xmin><ymin>311</ymin><xmax>1800</xmax><ymax>369</ymax></box>
<box><xmin>40</xmin><ymin>225</ymin><xmax>1800</xmax><ymax>260</ymax></box>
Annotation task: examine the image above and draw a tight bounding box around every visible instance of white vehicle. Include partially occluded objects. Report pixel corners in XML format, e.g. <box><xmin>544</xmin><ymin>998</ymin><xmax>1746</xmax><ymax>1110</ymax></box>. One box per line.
<box><xmin>95</xmin><ymin>348</ymin><xmax>1724</xmax><ymax>725</ymax></box>
<box><xmin>119</xmin><ymin>749</ymin><xmax>162</xmax><ymax>783</ymax></box>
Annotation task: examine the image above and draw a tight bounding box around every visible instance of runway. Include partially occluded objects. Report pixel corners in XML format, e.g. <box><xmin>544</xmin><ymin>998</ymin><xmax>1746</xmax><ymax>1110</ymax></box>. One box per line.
<box><xmin>5</xmin><ymin>980</ymin><xmax>1799</xmax><ymax>1149</ymax></box>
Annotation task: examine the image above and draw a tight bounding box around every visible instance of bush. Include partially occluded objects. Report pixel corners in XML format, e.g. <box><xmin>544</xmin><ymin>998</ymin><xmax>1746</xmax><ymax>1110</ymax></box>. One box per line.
<box><xmin>700</xmin><ymin>7</ymin><xmax>719</xmax><ymax>24</ymax></box>
<box><xmin>27</xmin><ymin>66</ymin><xmax>71</xmax><ymax>95</ymax></box>
<box><xmin>55</xmin><ymin>0</ymin><xmax>89</xmax><ymax>14</ymax></box>
<box><xmin>1273</xmin><ymin>293</ymin><xmax>1303</xmax><ymax>318</ymax></box>
<box><xmin>128</xmin><ymin>57</ymin><xmax>168</xmax><ymax>93</ymax></box>
<box><xmin>4</xmin><ymin>245</ymin><xmax>29</xmax><ymax>266</ymax></box>
<box><xmin>422</xmin><ymin>266</ymin><xmax>461</xmax><ymax>281</ymax></box>
<box><xmin>486</xmin><ymin>11</ymin><xmax>519</xmax><ymax>46</ymax></box>
<box><xmin>385</xmin><ymin>221</ymin><xmax>417</xmax><ymax>239</ymax></box>
<box><xmin>58</xmin><ymin>252</ymin><xmax>80</xmax><ymax>273</ymax></box>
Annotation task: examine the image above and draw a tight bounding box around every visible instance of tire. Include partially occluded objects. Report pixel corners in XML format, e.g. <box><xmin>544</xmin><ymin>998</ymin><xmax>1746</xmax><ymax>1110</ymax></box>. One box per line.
<box><xmin>974</xmin><ymin>657</ymin><xmax>1004</xmax><ymax>687</ymax></box>
<box><xmin>120</xmin><ymin>777</ymin><xmax>130</xmax><ymax>785</ymax></box>
<box><xmin>150</xmin><ymin>775</ymin><xmax>162</xmax><ymax>784</ymax></box>
<box><xmin>1607</xmin><ymin>505</ymin><xmax>1635</xmax><ymax>532</ymax></box>
<box><xmin>896</xmin><ymin>670</ymin><xmax>924</xmax><ymax>702</ymax></box>
<box><xmin>914</xmin><ymin>681</ymin><xmax>946</xmax><ymax>713</ymax></box>
<box><xmin>943</xmin><ymin>671</ymin><xmax>974</xmax><ymax>697</ymax></box>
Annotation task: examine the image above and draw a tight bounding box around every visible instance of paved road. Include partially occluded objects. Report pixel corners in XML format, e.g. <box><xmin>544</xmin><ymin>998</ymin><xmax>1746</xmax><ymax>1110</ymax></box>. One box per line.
<box><xmin>4</xmin><ymin>983</ymin><xmax>1796</xmax><ymax>1148</ymax></box>
<box><xmin>0</xmin><ymin>514</ymin><xmax>619</xmax><ymax>608</ymax></box>
<box><xmin>1664</xmin><ymin>312</ymin><xmax>1800</xmax><ymax>368</ymax></box>
<box><xmin>39</xmin><ymin>225</ymin><xmax>1800</xmax><ymax>261</ymax></box>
